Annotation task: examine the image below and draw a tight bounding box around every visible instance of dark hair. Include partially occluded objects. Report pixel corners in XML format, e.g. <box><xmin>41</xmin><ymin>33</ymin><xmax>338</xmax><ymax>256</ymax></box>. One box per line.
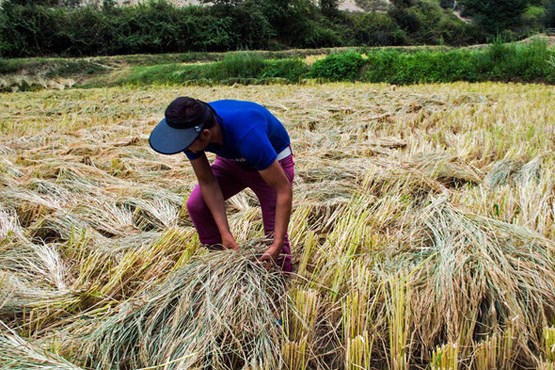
<box><xmin>165</xmin><ymin>97</ymin><xmax>216</xmax><ymax>129</ymax></box>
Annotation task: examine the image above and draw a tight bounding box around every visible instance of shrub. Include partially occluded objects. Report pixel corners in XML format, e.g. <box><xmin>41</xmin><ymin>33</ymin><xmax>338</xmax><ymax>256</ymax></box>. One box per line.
<box><xmin>209</xmin><ymin>3</ymin><xmax>275</xmax><ymax>50</ymax></box>
<box><xmin>362</xmin><ymin>50</ymin><xmax>402</xmax><ymax>83</ymax></box>
<box><xmin>116</xmin><ymin>63</ymin><xmax>208</xmax><ymax>86</ymax></box>
<box><xmin>310</xmin><ymin>52</ymin><xmax>366</xmax><ymax>81</ymax></box>
<box><xmin>262</xmin><ymin>58</ymin><xmax>308</xmax><ymax>82</ymax></box>
<box><xmin>547</xmin><ymin>0</ymin><xmax>555</xmax><ymax>27</ymax></box>
<box><xmin>209</xmin><ymin>52</ymin><xmax>267</xmax><ymax>80</ymax></box>
<box><xmin>361</xmin><ymin>40</ymin><xmax>555</xmax><ymax>84</ymax></box>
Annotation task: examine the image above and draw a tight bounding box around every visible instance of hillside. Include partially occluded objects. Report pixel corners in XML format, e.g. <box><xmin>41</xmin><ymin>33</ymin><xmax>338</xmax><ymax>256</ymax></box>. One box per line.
<box><xmin>84</xmin><ymin>0</ymin><xmax>382</xmax><ymax>12</ymax></box>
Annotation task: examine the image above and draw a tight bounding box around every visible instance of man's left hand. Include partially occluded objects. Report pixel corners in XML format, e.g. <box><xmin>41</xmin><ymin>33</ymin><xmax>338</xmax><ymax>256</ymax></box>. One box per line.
<box><xmin>258</xmin><ymin>243</ymin><xmax>282</xmax><ymax>270</ymax></box>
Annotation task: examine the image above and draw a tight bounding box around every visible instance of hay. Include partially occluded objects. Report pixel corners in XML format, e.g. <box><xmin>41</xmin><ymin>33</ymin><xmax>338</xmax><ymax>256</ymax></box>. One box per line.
<box><xmin>85</xmin><ymin>242</ymin><xmax>286</xmax><ymax>369</ymax></box>
<box><xmin>388</xmin><ymin>197</ymin><xmax>555</xmax><ymax>367</ymax></box>
<box><xmin>0</xmin><ymin>321</ymin><xmax>83</xmax><ymax>370</ymax></box>
<box><xmin>485</xmin><ymin>157</ymin><xmax>543</xmax><ymax>188</ymax></box>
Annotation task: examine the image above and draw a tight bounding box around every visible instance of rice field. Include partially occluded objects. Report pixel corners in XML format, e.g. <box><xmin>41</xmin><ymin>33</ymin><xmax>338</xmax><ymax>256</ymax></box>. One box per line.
<box><xmin>1</xmin><ymin>82</ymin><xmax>555</xmax><ymax>369</ymax></box>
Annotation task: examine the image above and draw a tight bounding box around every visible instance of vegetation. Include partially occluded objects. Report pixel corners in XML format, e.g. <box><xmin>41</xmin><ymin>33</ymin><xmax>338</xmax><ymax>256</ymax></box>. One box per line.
<box><xmin>1</xmin><ymin>81</ymin><xmax>555</xmax><ymax>368</ymax></box>
<box><xmin>2</xmin><ymin>38</ymin><xmax>553</xmax><ymax>91</ymax></box>
<box><xmin>3</xmin><ymin>0</ymin><xmax>553</xmax><ymax>58</ymax></box>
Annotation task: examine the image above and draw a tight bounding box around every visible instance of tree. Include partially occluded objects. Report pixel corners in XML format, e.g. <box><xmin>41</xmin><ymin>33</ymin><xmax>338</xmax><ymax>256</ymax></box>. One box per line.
<box><xmin>390</xmin><ymin>0</ymin><xmax>416</xmax><ymax>9</ymax></box>
<box><xmin>199</xmin><ymin>0</ymin><xmax>244</xmax><ymax>5</ymax></box>
<box><xmin>547</xmin><ymin>0</ymin><xmax>555</xmax><ymax>27</ymax></box>
<box><xmin>460</xmin><ymin>0</ymin><xmax>529</xmax><ymax>33</ymax></box>
<box><xmin>2</xmin><ymin>0</ymin><xmax>58</xmax><ymax>5</ymax></box>
<box><xmin>320</xmin><ymin>0</ymin><xmax>339</xmax><ymax>16</ymax></box>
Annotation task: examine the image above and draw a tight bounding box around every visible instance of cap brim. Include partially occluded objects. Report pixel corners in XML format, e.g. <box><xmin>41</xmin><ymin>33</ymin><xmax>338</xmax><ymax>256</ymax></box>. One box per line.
<box><xmin>149</xmin><ymin>118</ymin><xmax>200</xmax><ymax>155</ymax></box>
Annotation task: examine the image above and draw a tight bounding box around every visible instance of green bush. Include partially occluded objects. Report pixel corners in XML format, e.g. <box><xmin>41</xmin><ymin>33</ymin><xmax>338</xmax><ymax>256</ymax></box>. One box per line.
<box><xmin>486</xmin><ymin>38</ymin><xmax>554</xmax><ymax>82</ymax></box>
<box><xmin>361</xmin><ymin>40</ymin><xmax>555</xmax><ymax>84</ymax></box>
<box><xmin>104</xmin><ymin>55</ymin><xmax>308</xmax><ymax>86</ymax></box>
<box><xmin>362</xmin><ymin>50</ymin><xmax>402</xmax><ymax>82</ymax></box>
<box><xmin>209</xmin><ymin>3</ymin><xmax>275</xmax><ymax>50</ymax></box>
<box><xmin>209</xmin><ymin>52</ymin><xmax>267</xmax><ymax>80</ymax></box>
<box><xmin>295</xmin><ymin>20</ymin><xmax>343</xmax><ymax>48</ymax></box>
<box><xmin>310</xmin><ymin>52</ymin><xmax>366</xmax><ymax>81</ymax></box>
<box><xmin>262</xmin><ymin>58</ymin><xmax>308</xmax><ymax>82</ymax></box>
<box><xmin>115</xmin><ymin>63</ymin><xmax>208</xmax><ymax>86</ymax></box>
<box><xmin>547</xmin><ymin>0</ymin><xmax>555</xmax><ymax>27</ymax></box>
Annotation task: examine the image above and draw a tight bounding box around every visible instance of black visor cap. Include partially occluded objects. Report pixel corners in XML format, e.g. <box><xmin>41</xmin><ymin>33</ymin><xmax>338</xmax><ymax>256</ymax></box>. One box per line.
<box><xmin>149</xmin><ymin>102</ymin><xmax>213</xmax><ymax>155</ymax></box>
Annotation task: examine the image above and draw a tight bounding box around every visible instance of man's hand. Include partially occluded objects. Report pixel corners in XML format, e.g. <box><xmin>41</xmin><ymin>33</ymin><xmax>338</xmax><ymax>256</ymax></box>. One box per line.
<box><xmin>221</xmin><ymin>232</ymin><xmax>239</xmax><ymax>251</ymax></box>
<box><xmin>259</xmin><ymin>243</ymin><xmax>282</xmax><ymax>270</ymax></box>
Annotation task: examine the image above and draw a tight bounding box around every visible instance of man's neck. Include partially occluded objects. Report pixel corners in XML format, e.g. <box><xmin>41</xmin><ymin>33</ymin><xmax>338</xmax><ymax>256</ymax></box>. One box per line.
<box><xmin>210</xmin><ymin>122</ymin><xmax>224</xmax><ymax>146</ymax></box>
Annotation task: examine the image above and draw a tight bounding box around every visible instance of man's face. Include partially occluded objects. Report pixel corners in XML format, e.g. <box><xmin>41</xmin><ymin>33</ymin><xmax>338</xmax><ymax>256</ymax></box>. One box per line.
<box><xmin>187</xmin><ymin>129</ymin><xmax>210</xmax><ymax>153</ymax></box>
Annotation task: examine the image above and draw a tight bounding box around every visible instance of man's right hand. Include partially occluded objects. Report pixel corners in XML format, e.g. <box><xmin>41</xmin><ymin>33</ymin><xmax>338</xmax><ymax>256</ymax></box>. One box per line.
<box><xmin>221</xmin><ymin>232</ymin><xmax>239</xmax><ymax>251</ymax></box>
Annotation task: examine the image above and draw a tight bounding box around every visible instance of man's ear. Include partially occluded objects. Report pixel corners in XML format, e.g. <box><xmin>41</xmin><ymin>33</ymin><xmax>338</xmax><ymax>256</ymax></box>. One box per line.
<box><xmin>200</xmin><ymin>128</ymin><xmax>211</xmax><ymax>138</ymax></box>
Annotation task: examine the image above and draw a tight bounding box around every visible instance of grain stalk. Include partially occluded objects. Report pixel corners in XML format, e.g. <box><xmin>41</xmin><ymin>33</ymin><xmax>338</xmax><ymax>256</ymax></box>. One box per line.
<box><xmin>430</xmin><ymin>342</ymin><xmax>458</xmax><ymax>370</ymax></box>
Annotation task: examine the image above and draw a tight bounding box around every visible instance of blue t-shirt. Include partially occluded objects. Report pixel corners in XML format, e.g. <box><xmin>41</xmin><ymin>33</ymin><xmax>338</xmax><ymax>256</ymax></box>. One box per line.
<box><xmin>184</xmin><ymin>100</ymin><xmax>290</xmax><ymax>171</ymax></box>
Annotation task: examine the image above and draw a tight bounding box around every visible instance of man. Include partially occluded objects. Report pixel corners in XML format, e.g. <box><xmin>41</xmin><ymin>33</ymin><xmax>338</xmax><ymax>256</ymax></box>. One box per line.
<box><xmin>149</xmin><ymin>97</ymin><xmax>294</xmax><ymax>272</ymax></box>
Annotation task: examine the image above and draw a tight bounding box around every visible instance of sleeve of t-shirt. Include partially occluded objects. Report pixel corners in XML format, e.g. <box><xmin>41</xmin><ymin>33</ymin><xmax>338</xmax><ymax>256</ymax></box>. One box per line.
<box><xmin>239</xmin><ymin>127</ymin><xmax>277</xmax><ymax>170</ymax></box>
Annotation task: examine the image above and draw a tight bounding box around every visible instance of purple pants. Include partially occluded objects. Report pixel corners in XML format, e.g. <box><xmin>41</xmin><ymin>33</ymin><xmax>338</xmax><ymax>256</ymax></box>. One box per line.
<box><xmin>186</xmin><ymin>154</ymin><xmax>295</xmax><ymax>272</ymax></box>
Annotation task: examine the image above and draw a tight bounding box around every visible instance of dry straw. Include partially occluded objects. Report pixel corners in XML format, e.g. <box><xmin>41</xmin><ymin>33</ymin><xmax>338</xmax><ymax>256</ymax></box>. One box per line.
<box><xmin>390</xmin><ymin>197</ymin><xmax>555</xmax><ymax>366</ymax></box>
<box><xmin>85</xmin><ymin>242</ymin><xmax>287</xmax><ymax>369</ymax></box>
<box><xmin>2</xmin><ymin>82</ymin><xmax>555</xmax><ymax>368</ymax></box>
<box><xmin>0</xmin><ymin>321</ymin><xmax>83</xmax><ymax>369</ymax></box>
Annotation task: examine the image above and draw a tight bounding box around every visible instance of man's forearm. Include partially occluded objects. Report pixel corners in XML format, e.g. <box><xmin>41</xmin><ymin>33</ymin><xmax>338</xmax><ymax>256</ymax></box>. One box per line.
<box><xmin>271</xmin><ymin>187</ymin><xmax>292</xmax><ymax>250</ymax></box>
<box><xmin>199</xmin><ymin>180</ymin><xmax>232</xmax><ymax>238</ymax></box>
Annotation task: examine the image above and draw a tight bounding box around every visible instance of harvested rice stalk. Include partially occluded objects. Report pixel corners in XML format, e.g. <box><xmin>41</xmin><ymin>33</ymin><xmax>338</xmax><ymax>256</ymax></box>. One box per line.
<box><xmin>0</xmin><ymin>205</ymin><xmax>23</xmax><ymax>239</ymax></box>
<box><xmin>284</xmin><ymin>288</ymin><xmax>320</xmax><ymax>343</ymax></box>
<box><xmin>85</xmin><ymin>243</ymin><xmax>286</xmax><ymax>370</ymax></box>
<box><xmin>386</xmin><ymin>271</ymin><xmax>412</xmax><ymax>370</ymax></box>
<box><xmin>393</xmin><ymin>197</ymin><xmax>555</xmax><ymax>366</ymax></box>
<box><xmin>98</xmin><ymin>227</ymin><xmax>197</xmax><ymax>300</ymax></box>
<box><xmin>282</xmin><ymin>339</ymin><xmax>308</xmax><ymax>370</ymax></box>
<box><xmin>430</xmin><ymin>342</ymin><xmax>458</xmax><ymax>370</ymax></box>
<box><xmin>485</xmin><ymin>157</ymin><xmax>542</xmax><ymax>188</ymax></box>
<box><xmin>545</xmin><ymin>326</ymin><xmax>555</xmax><ymax>363</ymax></box>
<box><xmin>0</xmin><ymin>321</ymin><xmax>83</xmax><ymax>370</ymax></box>
<box><xmin>472</xmin><ymin>335</ymin><xmax>497</xmax><ymax>369</ymax></box>
<box><xmin>411</xmin><ymin>153</ymin><xmax>483</xmax><ymax>188</ymax></box>
<box><xmin>342</xmin><ymin>263</ymin><xmax>375</xmax><ymax>340</ymax></box>
<box><xmin>345</xmin><ymin>331</ymin><xmax>372</xmax><ymax>370</ymax></box>
<box><xmin>538</xmin><ymin>361</ymin><xmax>555</xmax><ymax>370</ymax></box>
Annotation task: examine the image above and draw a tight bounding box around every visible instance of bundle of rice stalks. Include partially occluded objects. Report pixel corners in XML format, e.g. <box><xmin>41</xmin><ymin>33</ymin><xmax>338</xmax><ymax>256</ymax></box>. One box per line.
<box><xmin>389</xmin><ymin>197</ymin><xmax>555</xmax><ymax>367</ymax></box>
<box><xmin>85</xmin><ymin>242</ymin><xmax>286</xmax><ymax>369</ymax></box>
<box><xmin>0</xmin><ymin>234</ymin><xmax>79</xmax><ymax>332</ymax></box>
<box><xmin>0</xmin><ymin>321</ymin><xmax>83</xmax><ymax>370</ymax></box>
<box><xmin>410</xmin><ymin>154</ymin><xmax>483</xmax><ymax>188</ymax></box>
<box><xmin>360</xmin><ymin>161</ymin><xmax>447</xmax><ymax>202</ymax></box>
<box><xmin>485</xmin><ymin>157</ymin><xmax>542</xmax><ymax>188</ymax></box>
<box><xmin>0</xmin><ymin>205</ymin><xmax>24</xmax><ymax>239</ymax></box>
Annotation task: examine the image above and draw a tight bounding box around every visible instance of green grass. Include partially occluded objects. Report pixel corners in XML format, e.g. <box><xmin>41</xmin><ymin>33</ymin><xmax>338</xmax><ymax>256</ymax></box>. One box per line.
<box><xmin>2</xmin><ymin>38</ymin><xmax>554</xmax><ymax>92</ymax></box>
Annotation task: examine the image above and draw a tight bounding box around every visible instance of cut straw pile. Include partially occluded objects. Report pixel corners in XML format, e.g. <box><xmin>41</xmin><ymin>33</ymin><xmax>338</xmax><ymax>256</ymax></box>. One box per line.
<box><xmin>84</xmin><ymin>243</ymin><xmax>286</xmax><ymax>370</ymax></box>
<box><xmin>0</xmin><ymin>321</ymin><xmax>84</xmax><ymax>370</ymax></box>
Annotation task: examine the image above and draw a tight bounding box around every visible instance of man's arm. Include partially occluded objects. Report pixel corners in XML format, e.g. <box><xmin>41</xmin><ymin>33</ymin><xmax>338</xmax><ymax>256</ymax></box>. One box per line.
<box><xmin>190</xmin><ymin>154</ymin><xmax>238</xmax><ymax>250</ymax></box>
<box><xmin>258</xmin><ymin>160</ymin><xmax>293</xmax><ymax>266</ymax></box>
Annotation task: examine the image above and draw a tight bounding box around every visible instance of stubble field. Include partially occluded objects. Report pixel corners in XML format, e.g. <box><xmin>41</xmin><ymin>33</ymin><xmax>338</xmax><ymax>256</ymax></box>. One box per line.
<box><xmin>1</xmin><ymin>82</ymin><xmax>555</xmax><ymax>369</ymax></box>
